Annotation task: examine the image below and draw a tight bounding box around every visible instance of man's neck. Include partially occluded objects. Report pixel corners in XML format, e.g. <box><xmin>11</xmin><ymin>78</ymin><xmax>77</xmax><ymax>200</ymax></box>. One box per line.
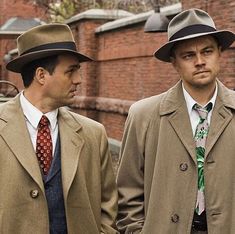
<box><xmin>183</xmin><ymin>83</ymin><xmax>216</xmax><ymax>106</ymax></box>
<box><xmin>23</xmin><ymin>89</ymin><xmax>55</xmax><ymax>114</ymax></box>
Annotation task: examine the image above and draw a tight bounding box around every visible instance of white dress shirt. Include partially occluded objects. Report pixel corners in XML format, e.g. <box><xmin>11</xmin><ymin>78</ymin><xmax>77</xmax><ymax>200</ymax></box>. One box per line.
<box><xmin>20</xmin><ymin>92</ymin><xmax>58</xmax><ymax>156</ymax></box>
<box><xmin>182</xmin><ymin>83</ymin><xmax>217</xmax><ymax>136</ymax></box>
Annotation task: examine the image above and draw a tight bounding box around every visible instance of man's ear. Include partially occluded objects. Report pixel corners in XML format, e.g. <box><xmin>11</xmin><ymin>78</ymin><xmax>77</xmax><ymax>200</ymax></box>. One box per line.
<box><xmin>34</xmin><ymin>67</ymin><xmax>47</xmax><ymax>85</ymax></box>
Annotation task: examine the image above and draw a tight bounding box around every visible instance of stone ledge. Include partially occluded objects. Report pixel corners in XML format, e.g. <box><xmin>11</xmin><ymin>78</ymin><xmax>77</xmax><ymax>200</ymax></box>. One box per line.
<box><xmin>72</xmin><ymin>96</ymin><xmax>134</xmax><ymax>115</ymax></box>
<box><xmin>66</xmin><ymin>9</ymin><xmax>133</xmax><ymax>24</ymax></box>
<box><xmin>95</xmin><ymin>3</ymin><xmax>182</xmax><ymax>33</ymax></box>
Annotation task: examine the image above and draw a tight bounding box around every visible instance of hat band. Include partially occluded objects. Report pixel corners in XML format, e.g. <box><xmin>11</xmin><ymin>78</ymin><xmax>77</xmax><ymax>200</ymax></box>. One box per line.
<box><xmin>169</xmin><ymin>24</ymin><xmax>217</xmax><ymax>41</ymax></box>
<box><xmin>21</xmin><ymin>41</ymin><xmax>77</xmax><ymax>55</ymax></box>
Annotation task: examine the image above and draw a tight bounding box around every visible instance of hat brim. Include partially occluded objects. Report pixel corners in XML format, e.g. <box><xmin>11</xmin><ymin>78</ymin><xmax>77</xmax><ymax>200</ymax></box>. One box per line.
<box><xmin>6</xmin><ymin>49</ymin><xmax>93</xmax><ymax>73</ymax></box>
<box><xmin>154</xmin><ymin>30</ymin><xmax>235</xmax><ymax>62</ymax></box>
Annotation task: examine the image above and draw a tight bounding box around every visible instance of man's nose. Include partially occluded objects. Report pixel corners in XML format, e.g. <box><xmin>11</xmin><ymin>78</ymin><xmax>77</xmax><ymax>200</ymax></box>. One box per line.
<box><xmin>195</xmin><ymin>53</ymin><xmax>206</xmax><ymax>66</ymax></box>
<box><xmin>73</xmin><ymin>70</ymin><xmax>82</xmax><ymax>85</ymax></box>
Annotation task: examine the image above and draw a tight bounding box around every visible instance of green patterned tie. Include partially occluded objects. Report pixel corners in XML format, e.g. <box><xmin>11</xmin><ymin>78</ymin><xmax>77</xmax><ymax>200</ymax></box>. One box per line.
<box><xmin>193</xmin><ymin>103</ymin><xmax>212</xmax><ymax>215</ymax></box>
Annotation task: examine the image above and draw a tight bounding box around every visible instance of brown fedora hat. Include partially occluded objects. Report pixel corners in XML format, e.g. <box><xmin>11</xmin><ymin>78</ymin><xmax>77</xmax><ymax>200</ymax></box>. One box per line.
<box><xmin>6</xmin><ymin>23</ymin><xmax>93</xmax><ymax>73</ymax></box>
<box><xmin>154</xmin><ymin>8</ymin><xmax>235</xmax><ymax>62</ymax></box>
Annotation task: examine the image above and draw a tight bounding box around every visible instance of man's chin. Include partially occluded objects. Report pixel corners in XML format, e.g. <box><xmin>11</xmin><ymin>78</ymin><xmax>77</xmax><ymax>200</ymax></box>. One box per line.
<box><xmin>193</xmin><ymin>79</ymin><xmax>215</xmax><ymax>89</ymax></box>
<box><xmin>57</xmin><ymin>97</ymin><xmax>75</xmax><ymax>107</ymax></box>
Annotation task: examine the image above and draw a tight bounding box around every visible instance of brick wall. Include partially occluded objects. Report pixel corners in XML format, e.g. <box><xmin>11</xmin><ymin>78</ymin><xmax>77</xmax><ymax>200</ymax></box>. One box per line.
<box><xmin>96</xmin><ymin>25</ymin><xmax>179</xmax><ymax>100</ymax></box>
<box><xmin>0</xmin><ymin>0</ymin><xmax>46</xmax><ymax>25</ymax></box>
<box><xmin>2</xmin><ymin>1</ymin><xmax>235</xmax><ymax>143</ymax></box>
<box><xmin>0</xmin><ymin>0</ymin><xmax>47</xmax><ymax>92</ymax></box>
<box><xmin>69</xmin><ymin>2</ymin><xmax>235</xmax><ymax>142</ymax></box>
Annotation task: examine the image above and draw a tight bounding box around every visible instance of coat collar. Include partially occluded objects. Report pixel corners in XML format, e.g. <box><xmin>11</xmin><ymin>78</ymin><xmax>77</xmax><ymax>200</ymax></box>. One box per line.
<box><xmin>0</xmin><ymin>96</ymin><xmax>84</xmax><ymax>198</ymax></box>
<box><xmin>0</xmin><ymin>95</ymin><xmax>45</xmax><ymax>192</ymax></box>
<box><xmin>158</xmin><ymin>79</ymin><xmax>235</xmax><ymax>162</ymax></box>
<box><xmin>205</xmin><ymin>81</ymin><xmax>235</xmax><ymax>158</ymax></box>
<box><xmin>159</xmin><ymin>79</ymin><xmax>235</xmax><ymax>116</ymax></box>
<box><xmin>159</xmin><ymin>81</ymin><xmax>185</xmax><ymax>116</ymax></box>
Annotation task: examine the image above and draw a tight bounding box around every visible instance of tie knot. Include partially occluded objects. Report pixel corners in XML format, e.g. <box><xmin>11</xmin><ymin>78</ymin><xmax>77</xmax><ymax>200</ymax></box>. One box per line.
<box><xmin>193</xmin><ymin>102</ymin><xmax>212</xmax><ymax>120</ymax></box>
<box><xmin>39</xmin><ymin>115</ymin><xmax>50</xmax><ymax>127</ymax></box>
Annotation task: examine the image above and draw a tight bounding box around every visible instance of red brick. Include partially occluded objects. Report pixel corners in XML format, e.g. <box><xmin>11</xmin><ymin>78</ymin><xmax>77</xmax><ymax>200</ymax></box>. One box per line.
<box><xmin>1</xmin><ymin>1</ymin><xmax>235</xmax><ymax>142</ymax></box>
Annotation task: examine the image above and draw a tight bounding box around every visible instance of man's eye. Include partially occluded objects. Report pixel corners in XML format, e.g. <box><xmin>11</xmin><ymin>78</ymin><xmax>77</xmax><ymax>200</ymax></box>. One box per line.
<box><xmin>67</xmin><ymin>69</ymin><xmax>77</xmax><ymax>74</ymax></box>
<box><xmin>203</xmin><ymin>49</ymin><xmax>213</xmax><ymax>55</ymax></box>
<box><xmin>182</xmin><ymin>54</ymin><xmax>194</xmax><ymax>60</ymax></box>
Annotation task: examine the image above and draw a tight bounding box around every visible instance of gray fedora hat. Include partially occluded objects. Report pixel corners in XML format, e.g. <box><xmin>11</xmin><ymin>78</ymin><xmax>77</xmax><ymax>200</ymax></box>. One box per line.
<box><xmin>6</xmin><ymin>23</ymin><xmax>93</xmax><ymax>73</ymax></box>
<box><xmin>154</xmin><ymin>8</ymin><xmax>235</xmax><ymax>62</ymax></box>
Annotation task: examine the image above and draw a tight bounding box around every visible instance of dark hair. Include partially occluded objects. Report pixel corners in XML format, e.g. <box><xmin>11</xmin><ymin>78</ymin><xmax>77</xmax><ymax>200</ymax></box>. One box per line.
<box><xmin>21</xmin><ymin>55</ymin><xmax>59</xmax><ymax>87</ymax></box>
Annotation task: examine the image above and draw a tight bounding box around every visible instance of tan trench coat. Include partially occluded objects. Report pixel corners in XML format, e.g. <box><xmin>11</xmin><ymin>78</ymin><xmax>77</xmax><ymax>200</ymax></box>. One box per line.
<box><xmin>0</xmin><ymin>95</ymin><xmax>118</xmax><ymax>234</ymax></box>
<box><xmin>117</xmin><ymin>80</ymin><xmax>235</xmax><ymax>234</ymax></box>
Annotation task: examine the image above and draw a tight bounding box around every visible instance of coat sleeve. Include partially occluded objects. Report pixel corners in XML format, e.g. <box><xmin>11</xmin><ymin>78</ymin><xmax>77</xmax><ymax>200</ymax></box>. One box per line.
<box><xmin>116</xmin><ymin>104</ymin><xmax>148</xmax><ymax>234</ymax></box>
<box><xmin>99</xmin><ymin>125</ymin><xmax>119</xmax><ymax>234</ymax></box>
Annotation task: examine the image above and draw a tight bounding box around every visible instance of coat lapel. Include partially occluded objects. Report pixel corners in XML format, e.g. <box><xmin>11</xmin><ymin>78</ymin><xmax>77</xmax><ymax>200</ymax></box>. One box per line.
<box><xmin>168</xmin><ymin>106</ymin><xmax>197</xmax><ymax>163</ymax></box>
<box><xmin>58</xmin><ymin>108</ymin><xmax>84</xmax><ymax>202</ymax></box>
<box><xmin>205</xmin><ymin>81</ymin><xmax>235</xmax><ymax>158</ymax></box>
<box><xmin>160</xmin><ymin>80</ymin><xmax>235</xmax><ymax>162</ymax></box>
<box><xmin>0</xmin><ymin>96</ymin><xmax>44</xmax><ymax>192</ymax></box>
<box><xmin>159</xmin><ymin>81</ymin><xmax>197</xmax><ymax>163</ymax></box>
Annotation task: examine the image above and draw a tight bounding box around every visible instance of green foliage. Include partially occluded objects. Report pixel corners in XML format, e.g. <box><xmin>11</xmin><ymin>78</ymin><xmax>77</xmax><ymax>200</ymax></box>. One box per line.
<box><xmin>31</xmin><ymin>0</ymin><xmax>181</xmax><ymax>22</ymax></box>
<box><xmin>49</xmin><ymin>0</ymin><xmax>77</xmax><ymax>22</ymax></box>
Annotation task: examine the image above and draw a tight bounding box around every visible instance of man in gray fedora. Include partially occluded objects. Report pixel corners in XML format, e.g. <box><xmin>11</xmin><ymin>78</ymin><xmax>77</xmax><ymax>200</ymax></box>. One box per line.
<box><xmin>117</xmin><ymin>8</ymin><xmax>235</xmax><ymax>234</ymax></box>
<box><xmin>0</xmin><ymin>23</ymin><xmax>118</xmax><ymax>233</ymax></box>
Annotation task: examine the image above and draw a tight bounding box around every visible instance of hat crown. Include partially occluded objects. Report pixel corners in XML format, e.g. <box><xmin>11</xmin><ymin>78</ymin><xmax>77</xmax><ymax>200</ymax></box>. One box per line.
<box><xmin>17</xmin><ymin>23</ymin><xmax>75</xmax><ymax>56</ymax></box>
<box><xmin>154</xmin><ymin>8</ymin><xmax>235</xmax><ymax>62</ymax></box>
<box><xmin>6</xmin><ymin>23</ymin><xmax>92</xmax><ymax>73</ymax></box>
<box><xmin>168</xmin><ymin>8</ymin><xmax>216</xmax><ymax>40</ymax></box>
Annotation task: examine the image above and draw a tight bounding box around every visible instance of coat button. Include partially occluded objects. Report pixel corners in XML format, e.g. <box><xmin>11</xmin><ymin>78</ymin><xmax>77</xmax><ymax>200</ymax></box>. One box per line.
<box><xmin>171</xmin><ymin>214</ymin><xmax>179</xmax><ymax>223</ymax></box>
<box><xmin>180</xmin><ymin>163</ymin><xmax>188</xmax><ymax>171</ymax></box>
<box><xmin>30</xmin><ymin>190</ymin><xmax>39</xmax><ymax>198</ymax></box>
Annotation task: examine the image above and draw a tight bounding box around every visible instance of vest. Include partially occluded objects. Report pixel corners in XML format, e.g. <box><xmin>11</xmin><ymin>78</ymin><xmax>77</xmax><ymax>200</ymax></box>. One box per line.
<box><xmin>43</xmin><ymin>136</ymin><xmax>67</xmax><ymax>234</ymax></box>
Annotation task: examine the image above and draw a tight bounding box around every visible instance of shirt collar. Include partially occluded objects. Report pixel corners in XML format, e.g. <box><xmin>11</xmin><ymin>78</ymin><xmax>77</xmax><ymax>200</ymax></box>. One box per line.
<box><xmin>20</xmin><ymin>92</ymin><xmax>58</xmax><ymax>130</ymax></box>
<box><xmin>182</xmin><ymin>82</ymin><xmax>217</xmax><ymax>113</ymax></box>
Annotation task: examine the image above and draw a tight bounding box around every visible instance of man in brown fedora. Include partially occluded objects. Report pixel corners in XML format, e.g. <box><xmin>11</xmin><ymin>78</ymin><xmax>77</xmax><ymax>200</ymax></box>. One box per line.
<box><xmin>0</xmin><ymin>23</ymin><xmax>118</xmax><ymax>233</ymax></box>
<box><xmin>117</xmin><ymin>8</ymin><xmax>235</xmax><ymax>234</ymax></box>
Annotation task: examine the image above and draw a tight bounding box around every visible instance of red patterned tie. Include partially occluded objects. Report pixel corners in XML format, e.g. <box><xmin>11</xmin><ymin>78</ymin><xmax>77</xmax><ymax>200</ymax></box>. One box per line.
<box><xmin>36</xmin><ymin>115</ymin><xmax>52</xmax><ymax>175</ymax></box>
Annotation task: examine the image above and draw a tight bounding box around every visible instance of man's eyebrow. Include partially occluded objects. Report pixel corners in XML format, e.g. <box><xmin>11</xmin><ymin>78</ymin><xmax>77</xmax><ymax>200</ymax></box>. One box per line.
<box><xmin>68</xmin><ymin>64</ymin><xmax>81</xmax><ymax>69</ymax></box>
<box><xmin>201</xmin><ymin>45</ymin><xmax>215</xmax><ymax>50</ymax></box>
<box><xmin>181</xmin><ymin>50</ymin><xmax>195</xmax><ymax>54</ymax></box>
<box><xmin>64</xmin><ymin>64</ymin><xmax>81</xmax><ymax>74</ymax></box>
<box><xmin>178</xmin><ymin>50</ymin><xmax>195</xmax><ymax>56</ymax></box>
<box><xmin>178</xmin><ymin>44</ymin><xmax>215</xmax><ymax>55</ymax></box>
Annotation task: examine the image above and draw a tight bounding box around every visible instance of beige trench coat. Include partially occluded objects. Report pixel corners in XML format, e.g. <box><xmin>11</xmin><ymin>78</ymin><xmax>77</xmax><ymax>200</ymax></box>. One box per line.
<box><xmin>117</xmin><ymin>80</ymin><xmax>235</xmax><ymax>234</ymax></box>
<box><xmin>0</xmin><ymin>95</ymin><xmax>118</xmax><ymax>234</ymax></box>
